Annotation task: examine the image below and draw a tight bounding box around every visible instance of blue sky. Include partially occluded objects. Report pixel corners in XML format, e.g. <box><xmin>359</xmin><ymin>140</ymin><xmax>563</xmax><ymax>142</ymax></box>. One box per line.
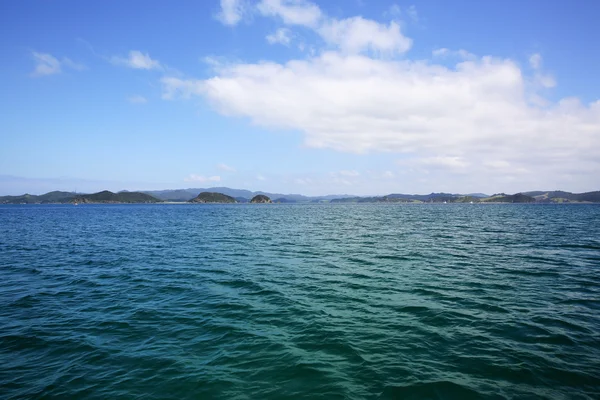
<box><xmin>1</xmin><ymin>0</ymin><xmax>599</xmax><ymax>196</ymax></box>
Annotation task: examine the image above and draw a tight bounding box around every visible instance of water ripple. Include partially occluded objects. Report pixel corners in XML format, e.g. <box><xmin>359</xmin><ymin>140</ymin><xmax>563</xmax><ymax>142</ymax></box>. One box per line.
<box><xmin>1</xmin><ymin>203</ymin><xmax>599</xmax><ymax>399</ymax></box>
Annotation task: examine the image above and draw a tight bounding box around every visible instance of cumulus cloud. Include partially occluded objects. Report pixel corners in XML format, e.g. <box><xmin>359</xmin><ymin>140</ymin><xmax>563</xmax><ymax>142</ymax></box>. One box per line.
<box><xmin>384</xmin><ymin>4</ymin><xmax>417</xmax><ymax>23</ymax></box>
<box><xmin>415</xmin><ymin>156</ymin><xmax>470</xmax><ymax>171</ymax></box>
<box><xmin>217</xmin><ymin>163</ymin><xmax>236</xmax><ymax>172</ymax></box>
<box><xmin>318</xmin><ymin>17</ymin><xmax>411</xmax><ymax>54</ymax></box>
<box><xmin>127</xmin><ymin>95</ymin><xmax>147</xmax><ymax>104</ymax></box>
<box><xmin>216</xmin><ymin>0</ymin><xmax>248</xmax><ymax>26</ymax></box>
<box><xmin>31</xmin><ymin>52</ymin><xmax>61</xmax><ymax>76</ymax></box>
<box><xmin>161</xmin><ymin>76</ymin><xmax>202</xmax><ymax>100</ymax></box>
<box><xmin>432</xmin><ymin>48</ymin><xmax>476</xmax><ymax>60</ymax></box>
<box><xmin>255</xmin><ymin>0</ymin><xmax>411</xmax><ymax>54</ymax></box>
<box><xmin>529</xmin><ymin>53</ymin><xmax>542</xmax><ymax>69</ymax></box>
<box><xmin>266</xmin><ymin>28</ymin><xmax>292</xmax><ymax>45</ymax></box>
<box><xmin>30</xmin><ymin>52</ymin><xmax>86</xmax><ymax>77</ymax></box>
<box><xmin>184</xmin><ymin>174</ymin><xmax>221</xmax><ymax>183</ymax></box>
<box><xmin>163</xmin><ymin>50</ymin><xmax>600</xmax><ymax>190</ymax></box>
<box><xmin>527</xmin><ymin>54</ymin><xmax>555</xmax><ymax>89</ymax></box>
<box><xmin>164</xmin><ymin>1</ymin><xmax>599</xmax><ymax>191</ymax></box>
<box><xmin>111</xmin><ymin>50</ymin><xmax>161</xmax><ymax>70</ymax></box>
<box><xmin>257</xmin><ymin>0</ymin><xmax>323</xmax><ymax>27</ymax></box>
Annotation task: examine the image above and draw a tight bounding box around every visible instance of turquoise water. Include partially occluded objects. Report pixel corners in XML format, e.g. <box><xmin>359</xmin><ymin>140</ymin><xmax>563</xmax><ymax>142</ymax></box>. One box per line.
<box><xmin>1</xmin><ymin>204</ymin><xmax>599</xmax><ymax>399</ymax></box>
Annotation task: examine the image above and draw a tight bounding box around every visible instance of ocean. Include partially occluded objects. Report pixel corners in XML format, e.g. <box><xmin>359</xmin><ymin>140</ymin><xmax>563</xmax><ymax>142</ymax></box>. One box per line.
<box><xmin>1</xmin><ymin>204</ymin><xmax>599</xmax><ymax>399</ymax></box>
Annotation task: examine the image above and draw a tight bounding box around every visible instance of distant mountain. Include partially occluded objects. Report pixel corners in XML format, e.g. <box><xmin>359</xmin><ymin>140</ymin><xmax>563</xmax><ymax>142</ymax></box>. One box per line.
<box><xmin>0</xmin><ymin>191</ymin><xmax>76</xmax><ymax>204</ymax></box>
<box><xmin>145</xmin><ymin>189</ymin><xmax>199</xmax><ymax>202</ymax></box>
<box><xmin>2</xmin><ymin>188</ymin><xmax>599</xmax><ymax>204</ymax></box>
<box><xmin>75</xmin><ymin>191</ymin><xmax>160</xmax><ymax>203</ymax></box>
<box><xmin>0</xmin><ymin>190</ymin><xmax>160</xmax><ymax>204</ymax></box>
<box><xmin>387</xmin><ymin>192</ymin><xmax>457</xmax><ymax>202</ymax></box>
<box><xmin>464</xmin><ymin>193</ymin><xmax>489</xmax><ymax>198</ymax></box>
<box><xmin>523</xmin><ymin>190</ymin><xmax>600</xmax><ymax>203</ymax></box>
<box><xmin>189</xmin><ymin>192</ymin><xmax>237</xmax><ymax>203</ymax></box>
<box><xmin>143</xmin><ymin>187</ymin><xmax>355</xmax><ymax>202</ymax></box>
<box><xmin>331</xmin><ymin>192</ymin><xmax>540</xmax><ymax>204</ymax></box>
<box><xmin>480</xmin><ymin>193</ymin><xmax>535</xmax><ymax>203</ymax></box>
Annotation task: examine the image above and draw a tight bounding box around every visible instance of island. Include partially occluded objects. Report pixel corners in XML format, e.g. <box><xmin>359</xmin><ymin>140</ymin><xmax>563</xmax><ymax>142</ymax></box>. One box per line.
<box><xmin>73</xmin><ymin>191</ymin><xmax>160</xmax><ymax>204</ymax></box>
<box><xmin>2</xmin><ymin>188</ymin><xmax>599</xmax><ymax>205</ymax></box>
<box><xmin>189</xmin><ymin>192</ymin><xmax>237</xmax><ymax>203</ymax></box>
<box><xmin>250</xmin><ymin>194</ymin><xmax>272</xmax><ymax>203</ymax></box>
<box><xmin>0</xmin><ymin>190</ymin><xmax>160</xmax><ymax>204</ymax></box>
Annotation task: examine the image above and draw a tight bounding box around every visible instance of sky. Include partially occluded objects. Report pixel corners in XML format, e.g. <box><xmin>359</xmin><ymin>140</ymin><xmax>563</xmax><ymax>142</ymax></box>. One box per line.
<box><xmin>1</xmin><ymin>0</ymin><xmax>599</xmax><ymax>196</ymax></box>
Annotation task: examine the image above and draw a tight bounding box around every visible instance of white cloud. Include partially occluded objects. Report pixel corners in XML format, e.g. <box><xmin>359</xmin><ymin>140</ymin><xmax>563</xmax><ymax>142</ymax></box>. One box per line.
<box><xmin>184</xmin><ymin>174</ymin><xmax>221</xmax><ymax>182</ymax></box>
<box><xmin>257</xmin><ymin>0</ymin><xmax>323</xmax><ymax>28</ymax></box>
<box><xmin>432</xmin><ymin>48</ymin><xmax>476</xmax><ymax>60</ymax></box>
<box><xmin>216</xmin><ymin>0</ymin><xmax>408</xmax><ymax>56</ymax></box>
<box><xmin>527</xmin><ymin>54</ymin><xmax>555</xmax><ymax>89</ymax></box>
<box><xmin>111</xmin><ymin>50</ymin><xmax>161</xmax><ymax>70</ymax></box>
<box><xmin>216</xmin><ymin>0</ymin><xmax>247</xmax><ymax>26</ymax></box>
<box><xmin>161</xmin><ymin>77</ymin><xmax>203</xmax><ymax>100</ymax></box>
<box><xmin>217</xmin><ymin>163</ymin><xmax>236</xmax><ymax>172</ymax></box>
<box><xmin>432</xmin><ymin>48</ymin><xmax>449</xmax><ymax>57</ymax></box>
<box><xmin>382</xmin><ymin>170</ymin><xmax>395</xmax><ymax>178</ymax></box>
<box><xmin>384</xmin><ymin>4</ymin><xmax>417</xmax><ymax>23</ymax></box>
<box><xmin>162</xmin><ymin>3</ymin><xmax>598</xmax><ymax>192</ymax></box>
<box><xmin>30</xmin><ymin>52</ymin><xmax>86</xmax><ymax>77</ymax></box>
<box><xmin>266</xmin><ymin>28</ymin><xmax>292</xmax><ymax>45</ymax></box>
<box><xmin>536</xmin><ymin>73</ymin><xmax>556</xmax><ymax>88</ymax></box>
<box><xmin>406</xmin><ymin>5</ymin><xmax>418</xmax><ymax>22</ymax></box>
<box><xmin>256</xmin><ymin>0</ymin><xmax>411</xmax><ymax>54</ymax></box>
<box><xmin>529</xmin><ymin>53</ymin><xmax>542</xmax><ymax>69</ymax></box>
<box><xmin>31</xmin><ymin>52</ymin><xmax>61</xmax><ymax>77</ymax></box>
<box><xmin>256</xmin><ymin>174</ymin><xmax>267</xmax><ymax>181</ymax></box>
<box><xmin>318</xmin><ymin>17</ymin><xmax>412</xmax><ymax>54</ymax></box>
<box><xmin>417</xmin><ymin>156</ymin><xmax>470</xmax><ymax>170</ymax></box>
<box><xmin>127</xmin><ymin>95</ymin><xmax>148</xmax><ymax>104</ymax></box>
<box><xmin>483</xmin><ymin>160</ymin><xmax>511</xmax><ymax>169</ymax></box>
<box><xmin>163</xmin><ymin>51</ymin><xmax>600</xmax><ymax>191</ymax></box>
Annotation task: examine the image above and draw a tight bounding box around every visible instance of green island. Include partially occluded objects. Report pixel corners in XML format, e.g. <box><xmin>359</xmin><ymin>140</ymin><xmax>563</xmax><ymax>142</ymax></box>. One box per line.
<box><xmin>250</xmin><ymin>195</ymin><xmax>272</xmax><ymax>203</ymax></box>
<box><xmin>0</xmin><ymin>190</ymin><xmax>160</xmax><ymax>204</ymax></box>
<box><xmin>189</xmin><ymin>192</ymin><xmax>237</xmax><ymax>203</ymax></box>
<box><xmin>1</xmin><ymin>189</ymin><xmax>599</xmax><ymax>204</ymax></box>
<box><xmin>330</xmin><ymin>191</ymin><xmax>600</xmax><ymax>204</ymax></box>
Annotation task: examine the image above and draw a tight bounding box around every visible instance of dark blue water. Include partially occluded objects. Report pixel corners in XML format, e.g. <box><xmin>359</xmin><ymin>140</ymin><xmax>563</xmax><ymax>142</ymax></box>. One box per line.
<box><xmin>1</xmin><ymin>204</ymin><xmax>599</xmax><ymax>399</ymax></box>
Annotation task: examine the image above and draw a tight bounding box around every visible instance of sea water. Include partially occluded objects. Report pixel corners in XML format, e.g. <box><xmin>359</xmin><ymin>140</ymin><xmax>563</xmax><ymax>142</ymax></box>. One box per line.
<box><xmin>1</xmin><ymin>204</ymin><xmax>599</xmax><ymax>399</ymax></box>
